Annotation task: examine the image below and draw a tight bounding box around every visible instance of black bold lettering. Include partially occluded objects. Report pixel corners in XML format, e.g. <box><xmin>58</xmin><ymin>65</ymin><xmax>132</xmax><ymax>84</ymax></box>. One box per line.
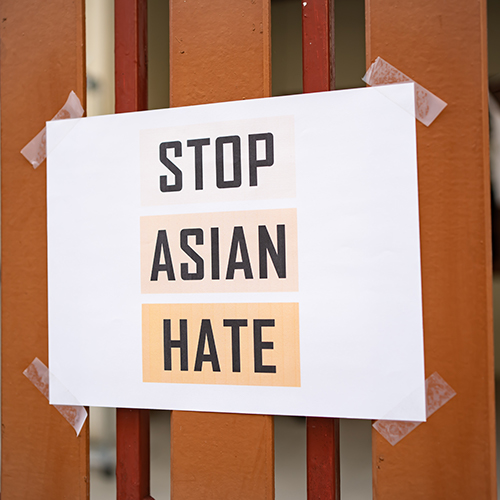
<box><xmin>249</xmin><ymin>133</ymin><xmax>274</xmax><ymax>186</ymax></box>
<box><xmin>194</xmin><ymin>319</ymin><xmax>221</xmax><ymax>372</ymax></box>
<box><xmin>258</xmin><ymin>224</ymin><xmax>286</xmax><ymax>279</ymax></box>
<box><xmin>216</xmin><ymin>135</ymin><xmax>242</xmax><ymax>188</ymax></box>
<box><xmin>223</xmin><ymin>319</ymin><xmax>248</xmax><ymax>372</ymax></box>
<box><xmin>211</xmin><ymin>227</ymin><xmax>220</xmax><ymax>280</ymax></box>
<box><xmin>253</xmin><ymin>319</ymin><xmax>276</xmax><ymax>373</ymax></box>
<box><xmin>180</xmin><ymin>228</ymin><xmax>204</xmax><ymax>281</ymax></box>
<box><xmin>187</xmin><ymin>138</ymin><xmax>210</xmax><ymax>190</ymax></box>
<box><xmin>163</xmin><ymin>319</ymin><xmax>188</xmax><ymax>371</ymax></box>
<box><xmin>159</xmin><ymin>141</ymin><xmax>183</xmax><ymax>192</ymax></box>
<box><xmin>150</xmin><ymin>230</ymin><xmax>176</xmax><ymax>281</ymax></box>
<box><xmin>226</xmin><ymin>226</ymin><xmax>253</xmax><ymax>279</ymax></box>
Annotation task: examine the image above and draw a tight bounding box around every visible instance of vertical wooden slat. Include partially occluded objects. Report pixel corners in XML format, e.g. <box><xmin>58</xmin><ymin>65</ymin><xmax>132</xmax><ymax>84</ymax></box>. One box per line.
<box><xmin>169</xmin><ymin>1</ymin><xmax>274</xmax><ymax>498</ymax></box>
<box><xmin>0</xmin><ymin>1</ymin><xmax>89</xmax><ymax>498</ymax></box>
<box><xmin>307</xmin><ymin>418</ymin><xmax>340</xmax><ymax>500</ymax></box>
<box><xmin>302</xmin><ymin>2</ymin><xmax>339</xmax><ymax>499</ymax></box>
<box><xmin>116</xmin><ymin>409</ymin><xmax>152</xmax><ymax>500</ymax></box>
<box><xmin>115</xmin><ymin>0</ymin><xmax>148</xmax><ymax>113</ymax></box>
<box><xmin>366</xmin><ymin>0</ymin><xmax>497</xmax><ymax>498</ymax></box>
<box><xmin>171</xmin><ymin>411</ymin><xmax>274</xmax><ymax>500</ymax></box>
<box><xmin>169</xmin><ymin>0</ymin><xmax>271</xmax><ymax>107</ymax></box>
<box><xmin>115</xmin><ymin>1</ymin><xmax>152</xmax><ymax>499</ymax></box>
<box><xmin>302</xmin><ymin>0</ymin><xmax>334</xmax><ymax>93</ymax></box>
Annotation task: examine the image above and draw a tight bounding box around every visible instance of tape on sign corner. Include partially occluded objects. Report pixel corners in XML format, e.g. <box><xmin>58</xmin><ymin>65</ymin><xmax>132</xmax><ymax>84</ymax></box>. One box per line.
<box><xmin>363</xmin><ymin>57</ymin><xmax>447</xmax><ymax>127</ymax></box>
<box><xmin>373</xmin><ymin>372</ymin><xmax>456</xmax><ymax>446</ymax></box>
<box><xmin>20</xmin><ymin>91</ymin><xmax>85</xmax><ymax>169</ymax></box>
<box><xmin>23</xmin><ymin>357</ymin><xmax>88</xmax><ymax>436</ymax></box>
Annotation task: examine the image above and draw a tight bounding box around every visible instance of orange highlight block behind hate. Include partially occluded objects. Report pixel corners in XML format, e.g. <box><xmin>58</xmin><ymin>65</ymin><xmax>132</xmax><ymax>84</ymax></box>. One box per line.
<box><xmin>143</xmin><ymin>302</ymin><xmax>300</xmax><ymax>387</ymax></box>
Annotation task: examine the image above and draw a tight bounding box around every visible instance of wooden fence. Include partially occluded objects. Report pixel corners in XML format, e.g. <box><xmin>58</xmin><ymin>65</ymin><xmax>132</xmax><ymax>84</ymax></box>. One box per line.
<box><xmin>0</xmin><ymin>0</ymin><xmax>496</xmax><ymax>498</ymax></box>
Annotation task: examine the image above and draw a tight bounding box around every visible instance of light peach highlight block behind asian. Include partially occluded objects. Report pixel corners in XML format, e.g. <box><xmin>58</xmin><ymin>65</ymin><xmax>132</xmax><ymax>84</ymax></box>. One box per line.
<box><xmin>141</xmin><ymin>208</ymin><xmax>298</xmax><ymax>294</ymax></box>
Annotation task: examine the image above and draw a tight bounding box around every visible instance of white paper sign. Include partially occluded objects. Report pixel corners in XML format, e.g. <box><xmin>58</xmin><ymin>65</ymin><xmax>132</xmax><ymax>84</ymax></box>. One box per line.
<box><xmin>47</xmin><ymin>83</ymin><xmax>426</xmax><ymax>420</ymax></box>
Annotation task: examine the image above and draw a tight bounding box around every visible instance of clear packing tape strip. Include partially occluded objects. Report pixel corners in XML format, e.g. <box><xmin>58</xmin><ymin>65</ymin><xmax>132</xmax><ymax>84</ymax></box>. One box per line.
<box><xmin>363</xmin><ymin>57</ymin><xmax>447</xmax><ymax>126</ymax></box>
<box><xmin>373</xmin><ymin>372</ymin><xmax>456</xmax><ymax>446</ymax></box>
<box><xmin>21</xmin><ymin>91</ymin><xmax>84</xmax><ymax>169</ymax></box>
<box><xmin>24</xmin><ymin>357</ymin><xmax>88</xmax><ymax>436</ymax></box>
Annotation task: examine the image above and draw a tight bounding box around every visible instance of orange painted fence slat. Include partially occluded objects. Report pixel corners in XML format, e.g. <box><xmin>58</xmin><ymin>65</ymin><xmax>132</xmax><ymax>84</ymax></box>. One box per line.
<box><xmin>114</xmin><ymin>1</ymin><xmax>152</xmax><ymax>499</ymax></box>
<box><xmin>366</xmin><ymin>0</ymin><xmax>497</xmax><ymax>498</ymax></box>
<box><xmin>0</xmin><ymin>1</ymin><xmax>89</xmax><ymax>498</ymax></box>
<box><xmin>169</xmin><ymin>1</ymin><xmax>274</xmax><ymax>498</ymax></box>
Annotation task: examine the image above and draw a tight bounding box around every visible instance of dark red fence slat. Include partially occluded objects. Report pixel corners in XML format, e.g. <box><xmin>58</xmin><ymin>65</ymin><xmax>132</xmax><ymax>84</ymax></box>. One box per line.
<box><xmin>307</xmin><ymin>417</ymin><xmax>340</xmax><ymax>500</ymax></box>
<box><xmin>116</xmin><ymin>409</ymin><xmax>153</xmax><ymax>500</ymax></box>
<box><xmin>303</xmin><ymin>1</ymin><xmax>339</xmax><ymax>499</ymax></box>
<box><xmin>115</xmin><ymin>0</ymin><xmax>148</xmax><ymax>114</ymax></box>
<box><xmin>302</xmin><ymin>0</ymin><xmax>334</xmax><ymax>93</ymax></box>
<box><xmin>115</xmin><ymin>1</ymin><xmax>151</xmax><ymax>499</ymax></box>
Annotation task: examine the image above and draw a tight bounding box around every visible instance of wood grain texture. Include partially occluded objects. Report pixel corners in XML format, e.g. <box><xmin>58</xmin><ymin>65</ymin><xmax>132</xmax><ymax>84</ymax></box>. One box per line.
<box><xmin>170</xmin><ymin>0</ymin><xmax>271</xmax><ymax>107</ymax></box>
<box><xmin>114</xmin><ymin>2</ymin><xmax>152</xmax><ymax>499</ymax></box>
<box><xmin>307</xmin><ymin>417</ymin><xmax>340</xmax><ymax>500</ymax></box>
<box><xmin>171</xmin><ymin>411</ymin><xmax>274</xmax><ymax>500</ymax></box>
<box><xmin>0</xmin><ymin>1</ymin><xmax>89</xmax><ymax>498</ymax></box>
<box><xmin>366</xmin><ymin>0</ymin><xmax>497</xmax><ymax>498</ymax></box>
<box><xmin>115</xmin><ymin>0</ymin><xmax>148</xmax><ymax>113</ymax></box>
<box><xmin>302</xmin><ymin>3</ymin><xmax>340</xmax><ymax>498</ymax></box>
<box><xmin>169</xmin><ymin>1</ymin><xmax>273</xmax><ymax>498</ymax></box>
<box><xmin>116</xmin><ymin>409</ymin><xmax>153</xmax><ymax>500</ymax></box>
<box><xmin>302</xmin><ymin>0</ymin><xmax>334</xmax><ymax>92</ymax></box>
